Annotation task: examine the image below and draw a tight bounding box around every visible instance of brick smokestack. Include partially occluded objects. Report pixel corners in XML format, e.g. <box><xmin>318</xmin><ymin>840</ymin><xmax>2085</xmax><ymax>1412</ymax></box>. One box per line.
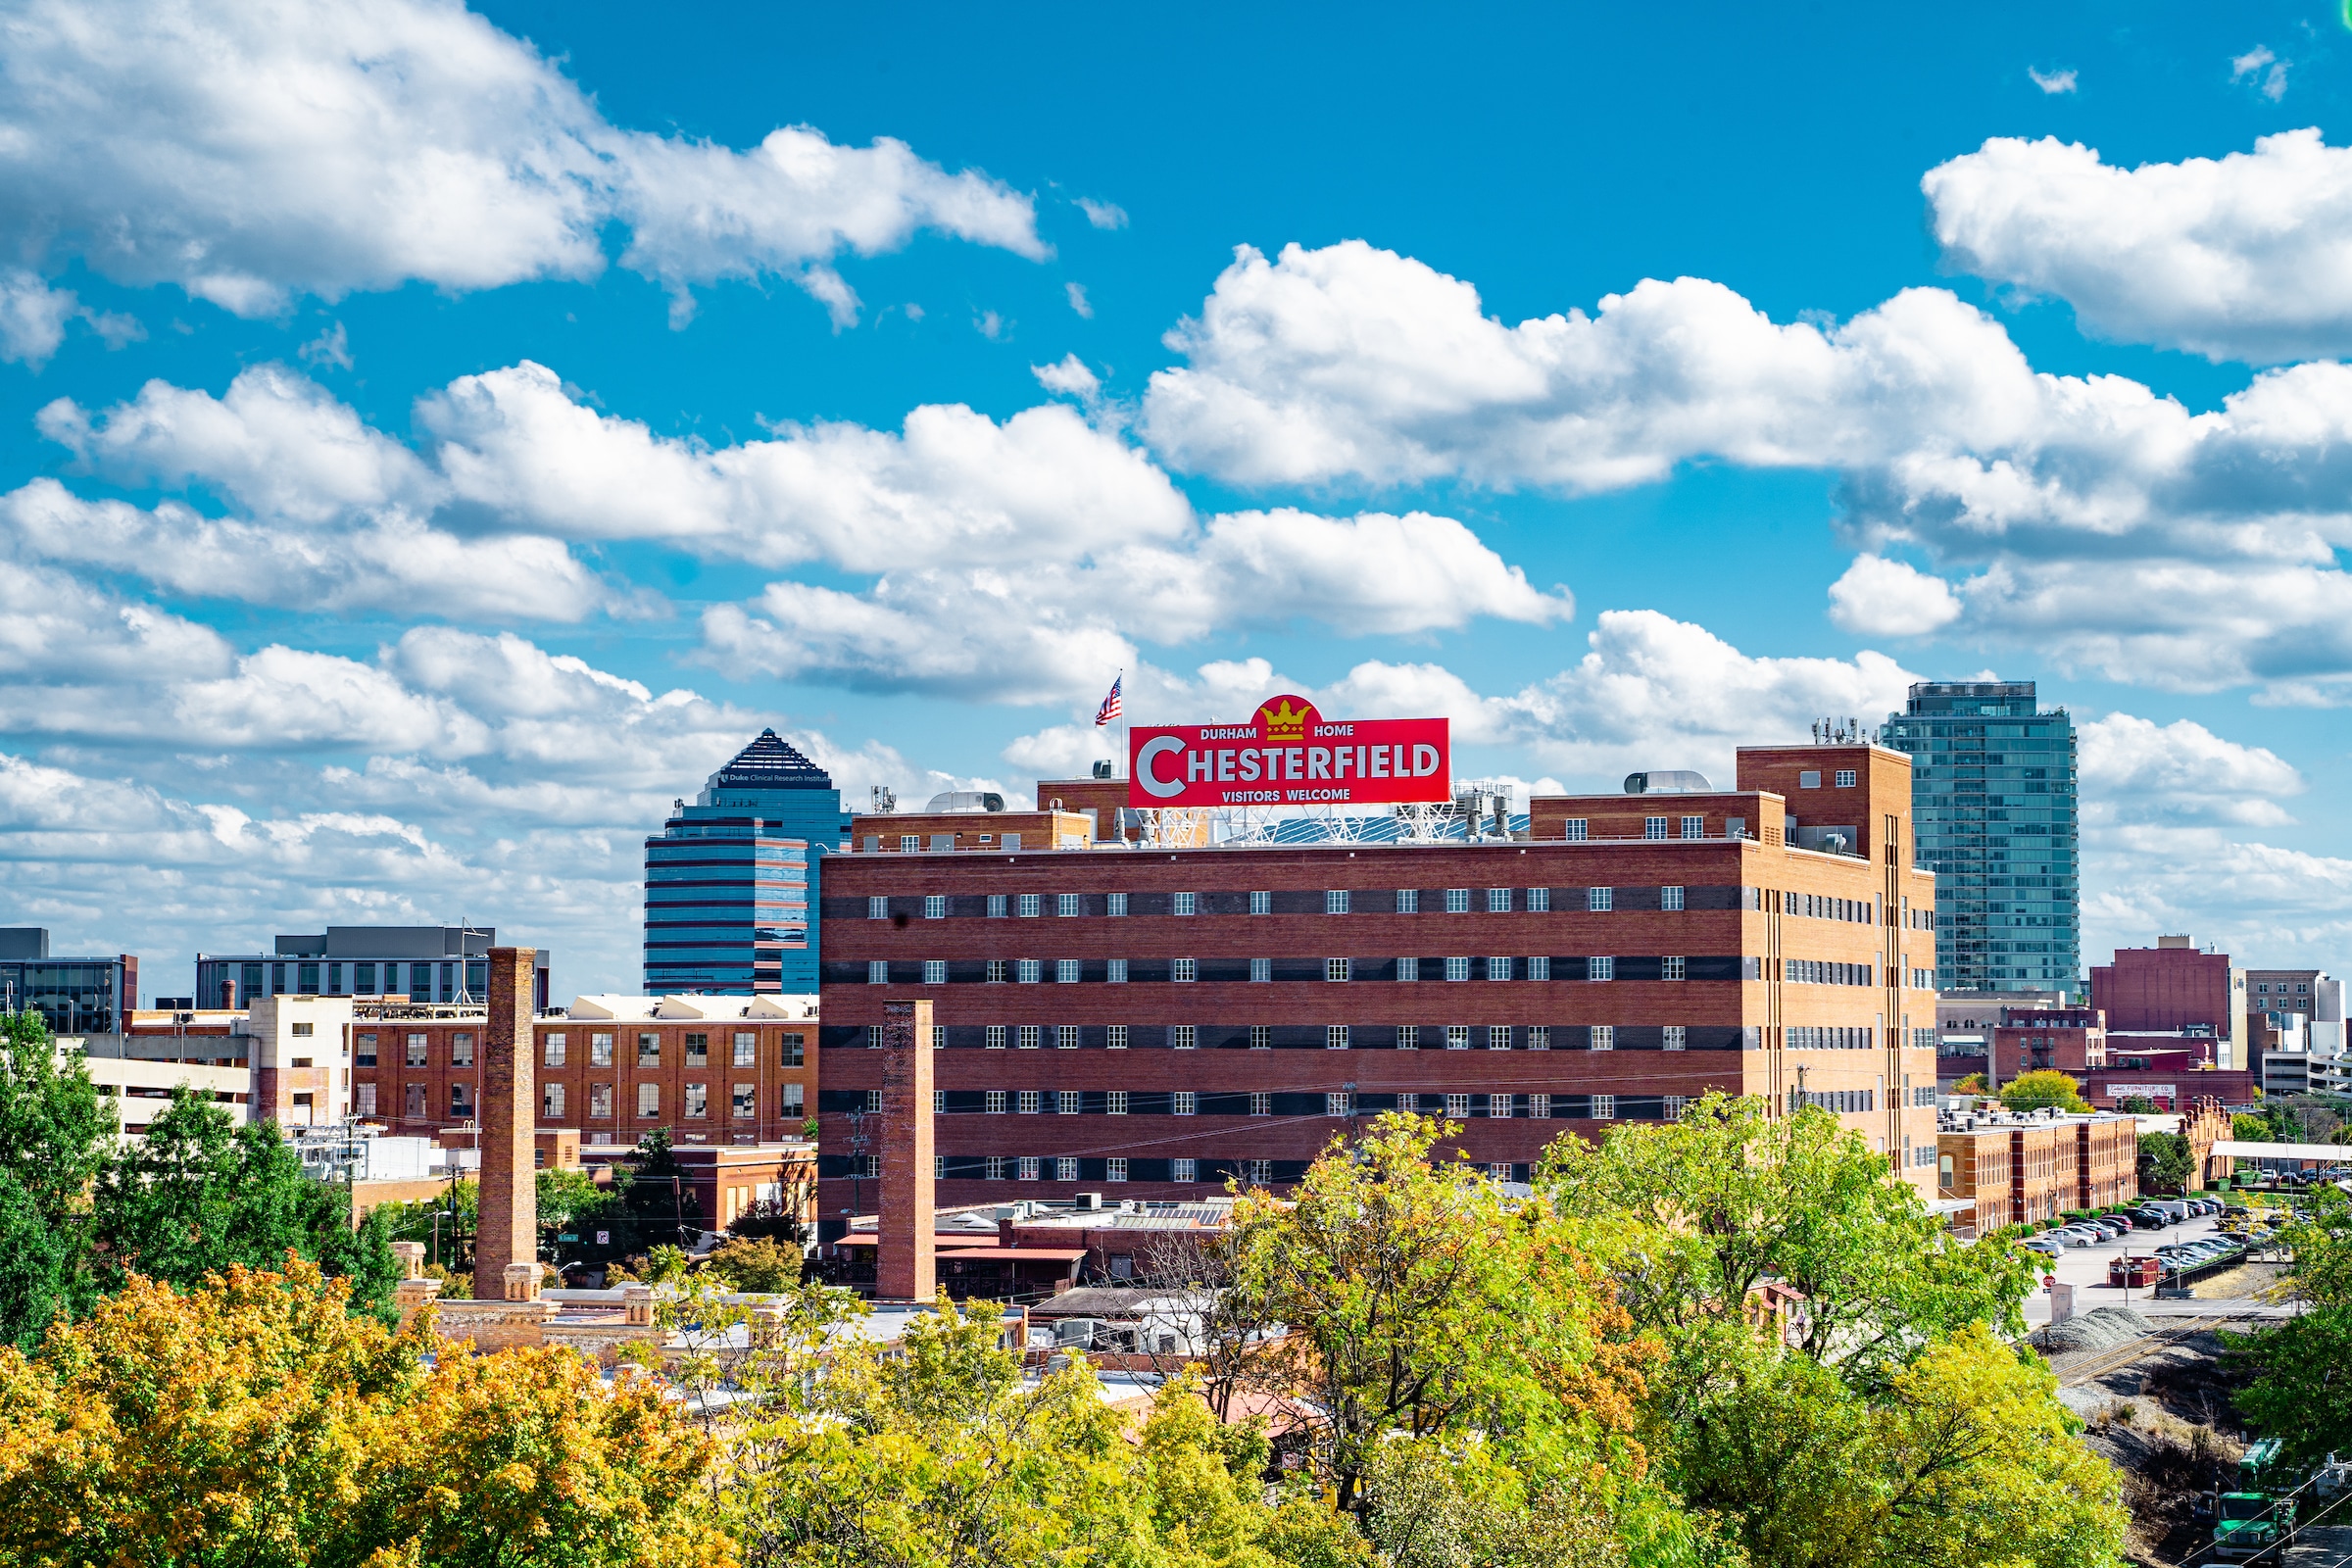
<box><xmin>474</xmin><ymin>946</ymin><xmax>537</xmax><ymax>1298</ymax></box>
<box><xmin>875</xmin><ymin>998</ymin><xmax>935</xmax><ymax>1301</ymax></box>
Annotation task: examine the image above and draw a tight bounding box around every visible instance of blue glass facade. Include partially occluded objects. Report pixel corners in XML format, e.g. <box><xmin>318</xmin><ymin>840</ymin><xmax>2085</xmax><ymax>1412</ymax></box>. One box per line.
<box><xmin>1881</xmin><ymin>681</ymin><xmax>2079</xmax><ymax>996</ymax></box>
<box><xmin>644</xmin><ymin>729</ymin><xmax>849</xmax><ymax>994</ymax></box>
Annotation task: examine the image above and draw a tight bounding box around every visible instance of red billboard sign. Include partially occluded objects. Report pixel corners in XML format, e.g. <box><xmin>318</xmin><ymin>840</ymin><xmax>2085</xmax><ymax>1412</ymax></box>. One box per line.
<box><xmin>1127</xmin><ymin>695</ymin><xmax>1449</xmax><ymax>808</ymax></box>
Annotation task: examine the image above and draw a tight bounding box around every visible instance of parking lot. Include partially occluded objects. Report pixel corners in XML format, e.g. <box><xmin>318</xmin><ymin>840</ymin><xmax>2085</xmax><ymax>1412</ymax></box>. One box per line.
<box><xmin>2020</xmin><ymin>1208</ymin><xmax>2232</xmax><ymax>1324</ymax></box>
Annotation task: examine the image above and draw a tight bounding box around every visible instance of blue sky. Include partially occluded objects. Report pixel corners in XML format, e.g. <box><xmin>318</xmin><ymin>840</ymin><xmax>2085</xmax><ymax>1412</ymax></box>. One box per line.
<box><xmin>2</xmin><ymin>0</ymin><xmax>2348</xmax><ymax>995</ymax></box>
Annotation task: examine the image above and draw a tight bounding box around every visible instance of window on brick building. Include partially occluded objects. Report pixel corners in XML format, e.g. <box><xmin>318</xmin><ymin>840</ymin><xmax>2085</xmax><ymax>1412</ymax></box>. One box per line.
<box><xmin>1592</xmin><ymin>1095</ymin><xmax>1617</xmax><ymax>1119</ymax></box>
<box><xmin>1172</xmin><ymin>1157</ymin><xmax>1198</xmax><ymax>1181</ymax></box>
<box><xmin>1017</xmin><ymin>1025</ymin><xmax>1041</xmax><ymax>1050</ymax></box>
<box><xmin>1563</xmin><ymin>818</ymin><xmax>1588</xmax><ymax>841</ymax></box>
<box><xmin>1527</xmin><ymin>887</ymin><xmax>1550</xmax><ymax>911</ymax></box>
<box><xmin>684</xmin><ymin>1084</ymin><xmax>709</xmax><ymax>1119</ymax></box>
<box><xmin>1530</xmin><ymin>1093</ymin><xmax>1551</xmax><ymax>1118</ymax></box>
<box><xmin>1326</xmin><ymin>957</ymin><xmax>1350</xmax><ymax>982</ymax></box>
<box><xmin>778</xmin><ymin>1032</ymin><xmax>804</xmax><ymax>1066</ymax></box>
<box><xmin>1172</xmin><ymin>957</ymin><xmax>1197</xmax><ymax>982</ymax></box>
<box><xmin>1396</xmin><ymin>888</ymin><xmax>1420</xmax><ymax>912</ymax></box>
<box><xmin>1016</xmin><ymin>959</ymin><xmax>1041</xmax><ymax>984</ymax></box>
<box><xmin>1488</xmin><ymin>1026</ymin><xmax>1511</xmax><ymax>1050</ymax></box>
<box><xmin>543</xmin><ymin>1083</ymin><xmax>564</xmax><ymax>1119</ymax></box>
<box><xmin>1446</xmin><ymin>956</ymin><xmax>1470</xmax><ymax>981</ymax></box>
<box><xmin>1588</xmin><ymin>886</ymin><xmax>1614</xmax><ymax>911</ymax></box>
<box><xmin>1662</xmin><ymin>956</ymin><xmax>1688</xmax><ymax>981</ymax></box>
<box><xmin>1250</xmin><ymin>957</ymin><xmax>1272</xmax><ymax>981</ymax></box>
<box><xmin>356</xmin><ymin>1084</ymin><xmax>377</xmax><ymax>1116</ymax></box>
<box><xmin>924</xmin><ymin>895</ymin><xmax>946</xmax><ymax>919</ymax></box>
<box><xmin>1396</xmin><ymin>956</ymin><xmax>1420</xmax><ymax>981</ymax></box>
<box><xmin>1106</xmin><ymin>1091</ymin><xmax>1129</xmax><ymax>1115</ymax></box>
<box><xmin>781</xmin><ymin>1083</ymin><xmax>803</xmax><ymax>1116</ymax></box>
<box><xmin>638</xmin><ymin>1084</ymin><xmax>661</xmax><ymax>1118</ymax></box>
<box><xmin>1173</xmin><ymin>1092</ymin><xmax>1196</xmax><ymax>1114</ymax></box>
<box><xmin>1106</xmin><ymin>958</ymin><xmax>1129</xmax><ymax>983</ymax></box>
<box><xmin>1106</xmin><ymin>893</ymin><xmax>1128</xmax><ymax>916</ymax></box>
<box><xmin>406</xmin><ymin>1084</ymin><xmax>426</xmax><ymax>1118</ymax></box>
<box><xmin>450</xmin><ymin>1032</ymin><xmax>474</xmax><ymax>1067</ymax></box>
<box><xmin>1171</xmin><ymin>1025</ymin><xmax>1196</xmax><ymax>1050</ymax></box>
<box><xmin>1663</xmin><ymin>1026</ymin><xmax>1686</xmax><ymax>1051</ymax></box>
<box><xmin>1058</xmin><ymin>893</ymin><xmax>1081</xmax><ymax>917</ymax></box>
<box><xmin>590</xmin><ymin>1084</ymin><xmax>612</xmax><ymax>1118</ymax></box>
<box><xmin>684</xmin><ymin>1033</ymin><xmax>708</xmax><ymax>1067</ymax></box>
<box><xmin>1446</xmin><ymin>1026</ymin><xmax>1470</xmax><ymax>1051</ymax></box>
<box><xmin>1327</xmin><ymin>1025</ymin><xmax>1350</xmax><ymax>1051</ymax></box>
<box><xmin>1018</xmin><ymin>894</ymin><xmax>1041</xmax><ymax>917</ymax></box>
<box><xmin>732</xmin><ymin>1084</ymin><xmax>755</xmax><ymax>1119</ymax></box>
<box><xmin>1591</xmin><ymin>1025</ymin><xmax>1615</xmax><ymax>1051</ymax></box>
<box><xmin>1250</xmin><ymin>1025</ymin><xmax>1272</xmax><ymax>1050</ymax></box>
<box><xmin>407</xmin><ymin>1033</ymin><xmax>428</xmax><ymax>1067</ymax></box>
<box><xmin>1018</xmin><ymin>1157</ymin><xmax>1040</xmax><ymax>1181</ymax></box>
<box><xmin>1172</xmin><ymin>892</ymin><xmax>1197</xmax><ymax>915</ymax></box>
<box><xmin>1681</xmin><ymin>815</ymin><xmax>1704</xmax><ymax>838</ymax></box>
<box><xmin>1327</xmin><ymin>889</ymin><xmax>1350</xmax><ymax>914</ymax></box>
<box><xmin>1250</xmin><ymin>1093</ymin><xmax>1272</xmax><ymax>1116</ymax></box>
<box><xmin>987</xmin><ymin>895</ymin><xmax>1007</xmax><ymax>917</ymax></box>
<box><xmin>1396</xmin><ymin>1025</ymin><xmax>1419</xmax><ymax>1050</ymax></box>
<box><xmin>1106</xmin><ymin>1025</ymin><xmax>1128</xmax><ymax>1049</ymax></box>
<box><xmin>1445</xmin><ymin>888</ymin><xmax>1471</xmax><ymax>912</ymax></box>
<box><xmin>1018</xmin><ymin>1091</ymin><xmax>1041</xmax><ymax>1114</ymax></box>
<box><xmin>1445</xmin><ymin>1092</ymin><xmax>1471</xmax><ymax>1118</ymax></box>
<box><xmin>1589</xmin><ymin>956</ymin><xmax>1616</xmax><ymax>981</ymax></box>
<box><xmin>1487</xmin><ymin>956</ymin><xmax>1512</xmax><ymax>981</ymax></box>
<box><xmin>1057</xmin><ymin>1025</ymin><xmax>1079</xmax><ymax>1049</ymax></box>
<box><xmin>1528</xmin><ymin>1026</ymin><xmax>1549</xmax><ymax>1050</ymax></box>
<box><xmin>638</xmin><ymin>1033</ymin><xmax>662</xmax><ymax>1067</ymax></box>
<box><xmin>356</xmin><ymin>1033</ymin><xmax>377</xmax><ymax>1067</ymax></box>
<box><xmin>1058</xmin><ymin>1091</ymin><xmax>1081</xmax><ymax>1114</ymax></box>
<box><xmin>985</xmin><ymin>1091</ymin><xmax>1007</xmax><ymax>1114</ymax></box>
<box><xmin>923</xmin><ymin>960</ymin><xmax>947</xmax><ymax>984</ymax></box>
<box><xmin>449</xmin><ymin>1083</ymin><xmax>471</xmax><ymax>1118</ymax></box>
<box><xmin>590</xmin><ymin>1033</ymin><xmax>614</xmax><ymax>1067</ymax></box>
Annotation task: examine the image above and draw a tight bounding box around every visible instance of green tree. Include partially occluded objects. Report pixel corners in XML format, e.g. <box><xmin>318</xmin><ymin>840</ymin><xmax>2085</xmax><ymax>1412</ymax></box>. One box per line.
<box><xmin>1221</xmin><ymin>1113</ymin><xmax>1654</xmax><ymax>1520</ymax></box>
<box><xmin>2115</xmin><ymin>1095</ymin><xmax>2158</xmax><ymax>1115</ymax></box>
<box><xmin>0</xmin><ymin>1255</ymin><xmax>730</xmax><ymax>1567</ymax></box>
<box><xmin>89</xmin><ymin>1088</ymin><xmax>397</xmax><ymax>1316</ymax></box>
<box><xmin>2231</xmin><ymin>1111</ymin><xmax>2275</xmax><ymax>1143</ymax></box>
<box><xmin>2136</xmin><ymin>1130</ymin><xmax>2190</xmax><ymax>1195</ymax></box>
<box><xmin>372</xmin><ymin>1177</ymin><xmax>477</xmax><ymax>1270</ymax></box>
<box><xmin>0</xmin><ymin>1010</ymin><xmax>113</xmax><ymax>1348</ymax></box>
<box><xmin>1999</xmin><ymin>1070</ymin><xmax>2091</xmax><ymax>1114</ymax></box>
<box><xmin>661</xmin><ymin>1279</ymin><xmax>1364</xmax><ymax>1568</ymax></box>
<box><xmin>705</xmin><ymin>1235</ymin><xmax>804</xmax><ymax>1293</ymax></box>
<box><xmin>2231</xmin><ymin>1183</ymin><xmax>2352</xmax><ymax>1466</ymax></box>
<box><xmin>618</xmin><ymin>1126</ymin><xmax>701</xmax><ymax>1246</ymax></box>
<box><xmin>1543</xmin><ymin>1094</ymin><xmax>2035</xmax><ymax>1402</ymax></box>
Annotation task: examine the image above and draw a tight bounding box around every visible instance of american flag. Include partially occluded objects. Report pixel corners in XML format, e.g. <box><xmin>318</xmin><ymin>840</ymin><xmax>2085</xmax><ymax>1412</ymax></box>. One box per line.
<box><xmin>1094</xmin><ymin>674</ymin><xmax>1123</xmax><ymax>727</ymax></box>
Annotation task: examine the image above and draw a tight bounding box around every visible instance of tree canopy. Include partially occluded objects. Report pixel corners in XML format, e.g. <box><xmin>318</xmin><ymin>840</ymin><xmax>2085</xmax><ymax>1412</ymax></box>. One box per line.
<box><xmin>1999</xmin><ymin>1070</ymin><xmax>2092</xmax><ymax>1114</ymax></box>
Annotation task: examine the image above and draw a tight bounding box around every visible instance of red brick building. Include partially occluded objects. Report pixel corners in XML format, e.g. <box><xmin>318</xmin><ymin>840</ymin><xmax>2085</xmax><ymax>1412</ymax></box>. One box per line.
<box><xmin>2090</xmin><ymin>937</ymin><xmax>2246</xmax><ymax>1067</ymax></box>
<box><xmin>351</xmin><ymin>993</ymin><xmax>820</xmax><ymax>1149</ymax></box>
<box><xmin>814</xmin><ymin>743</ymin><xmax>1941</xmax><ymax>1235</ymax></box>
<box><xmin>1989</xmin><ymin>1005</ymin><xmax>2107</xmax><ymax>1086</ymax></box>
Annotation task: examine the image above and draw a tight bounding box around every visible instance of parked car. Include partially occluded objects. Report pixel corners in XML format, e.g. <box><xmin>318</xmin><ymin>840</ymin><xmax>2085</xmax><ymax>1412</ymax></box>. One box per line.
<box><xmin>2020</xmin><ymin>1237</ymin><xmax>2065</xmax><ymax>1257</ymax></box>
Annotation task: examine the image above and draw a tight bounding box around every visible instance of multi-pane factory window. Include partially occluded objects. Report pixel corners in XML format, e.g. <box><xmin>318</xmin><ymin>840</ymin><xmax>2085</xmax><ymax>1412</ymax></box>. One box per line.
<box><xmin>1591</xmin><ymin>1025</ymin><xmax>1615</xmax><ymax>1051</ymax></box>
<box><xmin>1106</xmin><ymin>1025</ymin><xmax>1128</xmax><ymax>1049</ymax></box>
<box><xmin>1172</xmin><ymin>958</ymin><xmax>1197</xmax><ymax>982</ymax></box>
<box><xmin>1327</xmin><ymin>889</ymin><xmax>1350</xmax><ymax>914</ymax></box>
<box><xmin>1681</xmin><ymin>816</ymin><xmax>1704</xmax><ymax>839</ymax></box>
<box><xmin>1588</xmin><ymin>886</ymin><xmax>1614</xmax><ymax>911</ymax></box>
<box><xmin>1592</xmin><ymin>1095</ymin><xmax>1617</xmax><ymax>1119</ymax></box>
<box><xmin>1486</xmin><ymin>956</ymin><xmax>1511</xmax><ymax>981</ymax></box>
<box><xmin>1251</xmin><ymin>891</ymin><xmax>1272</xmax><ymax>914</ymax></box>
<box><xmin>1250</xmin><ymin>1093</ymin><xmax>1272</xmax><ymax>1116</ymax></box>
<box><xmin>1018</xmin><ymin>1026</ymin><xmax>1041</xmax><ymax>1050</ymax></box>
<box><xmin>1018</xmin><ymin>894</ymin><xmax>1041</xmax><ymax>917</ymax></box>
<box><xmin>1488</xmin><ymin>1026</ymin><xmax>1512</xmax><ymax>1050</ymax></box>
<box><xmin>1396</xmin><ymin>957</ymin><xmax>1419</xmax><ymax>981</ymax></box>
<box><xmin>1562</xmin><ymin>818</ymin><xmax>1588</xmax><ymax>840</ymax></box>
<box><xmin>1528</xmin><ymin>1026</ymin><xmax>1550</xmax><ymax>1050</ymax></box>
<box><xmin>924</xmin><ymin>960</ymin><xmax>947</xmax><ymax>983</ymax></box>
<box><xmin>1527</xmin><ymin>887</ymin><xmax>1550</xmax><ymax>911</ymax></box>
<box><xmin>1250</xmin><ymin>957</ymin><xmax>1271</xmax><ymax>981</ymax></box>
<box><xmin>1661</xmin><ymin>885</ymin><xmax>1685</xmax><ymax>910</ymax></box>
<box><xmin>1250</xmin><ymin>1025</ymin><xmax>1273</xmax><ymax>1050</ymax></box>
<box><xmin>1327</xmin><ymin>957</ymin><xmax>1350</xmax><ymax>982</ymax></box>
<box><xmin>1446</xmin><ymin>888</ymin><xmax>1471</xmax><ymax>912</ymax></box>
<box><xmin>1396</xmin><ymin>889</ymin><xmax>1420</xmax><ymax>912</ymax></box>
<box><xmin>1446</xmin><ymin>1026</ymin><xmax>1470</xmax><ymax>1051</ymax></box>
<box><xmin>1327</xmin><ymin>1025</ymin><xmax>1350</xmax><ymax>1051</ymax></box>
<box><xmin>1396</xmin><ymin>1025</ymin><xmax>1420</xmax><ymax>1050</ymax></box>
<box><xmin>1058</xmin><ymin>894</ymin><xmax>1082</xmax><ymax>916</ymax></box>
<box><xmin>1663</xmin><ymin>1026</ymin><xmax>1686</xmax><ymax>1051</ymax></box>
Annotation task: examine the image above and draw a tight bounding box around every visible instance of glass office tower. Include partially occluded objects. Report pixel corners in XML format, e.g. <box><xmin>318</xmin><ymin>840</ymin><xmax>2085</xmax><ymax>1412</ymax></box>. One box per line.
<box><xmin>1881</xmin><ymin>681</ymin><xmax>2080</xmax><ymax>996</ymax></box>
<box><xmin>644</xmin><ymin>729</ymin><xmax>849</xmax><ymax>995</ymax></box>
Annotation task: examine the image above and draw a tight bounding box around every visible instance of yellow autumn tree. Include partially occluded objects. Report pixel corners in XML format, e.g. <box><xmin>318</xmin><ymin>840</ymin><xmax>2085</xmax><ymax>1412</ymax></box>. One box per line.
<box><xmin>0</xmin><ymin>1256</ymin><xmax>730</xmax><ymax>1568</ymax></box>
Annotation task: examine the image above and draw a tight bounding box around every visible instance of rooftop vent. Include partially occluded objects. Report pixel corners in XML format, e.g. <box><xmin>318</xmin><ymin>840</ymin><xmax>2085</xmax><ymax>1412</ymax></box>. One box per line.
<box><xmin>1622</xmin><ymin>770</ymin><xmax>1713</xmax><ymax>795</ymax></box>
<box><xmin>923</xmin><ymin>791</ymin><xmax>1005</xmax><ymax>814</ymax></box>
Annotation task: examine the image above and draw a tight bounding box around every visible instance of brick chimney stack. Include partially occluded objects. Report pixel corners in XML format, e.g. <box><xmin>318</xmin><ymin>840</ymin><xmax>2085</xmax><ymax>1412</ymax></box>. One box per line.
<box><xmin>473</xmin><ymin>946</ymin><xmax>537</xmax><ymax>1298</ymax></box>
<box><xmin>875</xmin><ymin>998</ymin><xmax>935</xmax><ymax>1302</ymax></box>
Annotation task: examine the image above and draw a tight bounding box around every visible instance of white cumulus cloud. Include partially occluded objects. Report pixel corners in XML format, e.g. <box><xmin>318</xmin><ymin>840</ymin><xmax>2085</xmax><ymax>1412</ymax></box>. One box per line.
<box><xmin>1924</xmin><ymin>129</ymin><xmax>2352</xmax><ymax>363</ymax></box>
<box><xmin>0</xmin><ymin>0</ymin><xmax>1044</xmax><ymax>325</ymax></box>
<box><xmin>1827</xmin><ymin>555</ymin><xmax>1963</xmax><ymax>637</ymax></box>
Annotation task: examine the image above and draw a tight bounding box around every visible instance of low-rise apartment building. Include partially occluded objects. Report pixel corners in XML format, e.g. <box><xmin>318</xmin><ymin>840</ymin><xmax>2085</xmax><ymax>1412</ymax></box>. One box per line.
<box><xmin>352</xmin><ymin>993</ymin><xmax>820</xmax><ymax>1149</ymax></box>
<box><xmin>1936</xmin><ymin>1110</ymin><xmax>2137</xmax><ymax>1233</ymax></box>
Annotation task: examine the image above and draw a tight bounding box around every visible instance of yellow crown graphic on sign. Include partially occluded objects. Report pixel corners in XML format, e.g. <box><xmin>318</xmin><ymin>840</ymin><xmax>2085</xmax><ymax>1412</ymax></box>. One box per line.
<box><xmin>1257</xmin><ymin>697</ymin><xmax>1314</xmax><ymax>740</ymax></box>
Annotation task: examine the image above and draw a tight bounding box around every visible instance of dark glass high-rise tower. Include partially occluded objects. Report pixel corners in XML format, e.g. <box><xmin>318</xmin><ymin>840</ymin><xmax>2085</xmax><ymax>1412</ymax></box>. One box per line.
<box><xmin>1880</xmin><ymin>681</ymin><xmax>2080</xmax><ymax>996</ymax></box>
<box><xmin>643</xmin><ymin>730</ymin><xmax>850</xmax><ymax>994</ymax></box>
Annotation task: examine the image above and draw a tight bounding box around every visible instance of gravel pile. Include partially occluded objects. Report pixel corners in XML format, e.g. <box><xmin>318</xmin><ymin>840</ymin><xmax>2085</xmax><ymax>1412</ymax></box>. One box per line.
<box><xmin>2034</xmin><ymin>1305</ymin><xmax>2153</xmax><ymax>1353</ymax></box>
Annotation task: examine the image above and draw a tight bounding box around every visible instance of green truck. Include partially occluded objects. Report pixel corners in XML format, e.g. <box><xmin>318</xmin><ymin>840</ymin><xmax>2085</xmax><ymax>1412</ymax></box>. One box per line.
<box><xmin>2214</xmin><ymin>1442</ymin><xmax>2296</xmax><ymax>1560</ymax></box>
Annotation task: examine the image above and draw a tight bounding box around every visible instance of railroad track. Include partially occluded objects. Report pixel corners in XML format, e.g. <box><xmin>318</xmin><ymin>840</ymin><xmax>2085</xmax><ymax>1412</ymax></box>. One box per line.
<box><xmin>2054</xmin><ymin>1313</ymin><xmax>2232</xmax><ymax>1388</ymax></box>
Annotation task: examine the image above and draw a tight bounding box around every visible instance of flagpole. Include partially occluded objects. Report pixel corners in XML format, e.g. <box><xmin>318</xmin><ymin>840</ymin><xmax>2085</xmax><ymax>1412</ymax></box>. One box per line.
<box><xmin>1118</xmin><ymin>668</ymin><xmax>1128</xmax><ymax>778</ymax></box>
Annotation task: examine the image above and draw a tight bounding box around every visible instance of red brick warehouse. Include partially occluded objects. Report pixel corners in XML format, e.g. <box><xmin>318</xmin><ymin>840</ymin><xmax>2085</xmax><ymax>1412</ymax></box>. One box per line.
<box><xmin>814</xmin><ymin>743</ymin><xmax>1940</xmax><ymax>1235</ymax></box>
